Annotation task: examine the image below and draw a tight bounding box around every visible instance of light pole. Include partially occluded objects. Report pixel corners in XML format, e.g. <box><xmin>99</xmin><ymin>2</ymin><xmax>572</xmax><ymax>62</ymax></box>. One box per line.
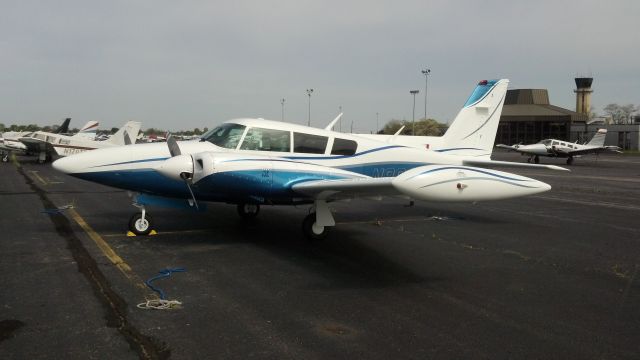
<box><xmin>410</xmin><ymin>90</ymin><xmax>419</xmax><ymax>135</ymax></box>
<box><xmin>306</xmin><ymin>89</ymin><xmax>314</xmax><ymax>126</ymax></box>
<box><xmin>280</xmin><ymin>98</ymin><xmax>285</xmax><ymax>121</ymax></box>
<box><xmin>421</xmin><ymin>68</ymin><xmax>430</xmax><ymax>121</ymax></box>
<box><xmin>376</xmin><ymin>112</ymin><xmax>379</xmax><ymax>133</ymax></box>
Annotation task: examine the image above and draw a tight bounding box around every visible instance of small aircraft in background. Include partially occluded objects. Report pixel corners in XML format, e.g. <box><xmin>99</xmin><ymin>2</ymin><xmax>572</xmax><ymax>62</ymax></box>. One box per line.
<box><xmin>496</xmin><ymin>129</ymin><xmax>622</xmax><ymax>165</ymax></box>
<box><xmin>53</xmin><ymin>79</ymin><xmax>564</xmax><ymax>239</ymax></box>
<box><xmin>1</xmin><ymin>118</ymin><xmax>71</xmax><ymax>162</ymax></box>
<box><xmin>20</xmin><ymin>121</ymin><xmax>142</xmax><ymax>163</ymax></box>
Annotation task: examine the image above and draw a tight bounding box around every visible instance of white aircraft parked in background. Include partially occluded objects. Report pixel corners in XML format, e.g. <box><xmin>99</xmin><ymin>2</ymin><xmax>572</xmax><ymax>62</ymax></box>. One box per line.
<box><xmin>1</xmin><ymin>118</ymin><xmax>72</xmax><ymax>162</ymax></box>
<box><xmin>496</xmin><ymin>129</ymin><xmax>622</xmax><ymax>165</ymax></box>
<box><xmin>21</xmin><ymin>121</ymin><xmax>142</xmax><ymax>163</ymax></box>
<box><xmin>53</xmin><ymin>79</ymin><xmax>564</xmax><ymax>239</ymax></box>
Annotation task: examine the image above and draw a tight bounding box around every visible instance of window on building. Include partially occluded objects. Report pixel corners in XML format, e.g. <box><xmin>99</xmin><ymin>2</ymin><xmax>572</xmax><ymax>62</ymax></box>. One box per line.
<box><xmin>330</xmin><ymin>138</ymin><xmax>358</xmax><ymax>155</ymax></box>
<box><xmin>293</xmin><ymin>132</ymin><xmax>328</xmax><ymax>154</ymax></box>
<box><xmin>240</xmin><ymin>127</ymin><xmax>290</xmax><ymax>152</ymax></box>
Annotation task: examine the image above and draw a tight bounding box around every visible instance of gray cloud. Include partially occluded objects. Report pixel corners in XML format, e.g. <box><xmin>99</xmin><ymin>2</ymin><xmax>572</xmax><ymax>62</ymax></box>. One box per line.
<box><xmin>1</xmin><ymin>0</ymin><xmax>638</xmax><ymax>132</ymax></box>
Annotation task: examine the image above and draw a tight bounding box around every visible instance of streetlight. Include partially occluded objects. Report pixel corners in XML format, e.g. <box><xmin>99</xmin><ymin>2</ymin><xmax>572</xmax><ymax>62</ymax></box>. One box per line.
<box><xmin>376</xmin><ymin>112</ymin><xmax>379</xmax><ymax>133</ymax></box>
<box><xmin>306</xmin><ymin>89</ymin><xmax>314</xmax><ymax>126</ymax></box>
<box><xmin>280</xmin><ymin>98</ymin><xmax>285</xmax><ymax>121</ymax></box>
<box><xmin>410</xmin><ymin>90</ymin><xmax>419</xmax><ymax>135</ymax></box>
<box><xmin>421</xmin><ymin>68</ymin><xmax>431</xmax><ymax>121</ymax></box>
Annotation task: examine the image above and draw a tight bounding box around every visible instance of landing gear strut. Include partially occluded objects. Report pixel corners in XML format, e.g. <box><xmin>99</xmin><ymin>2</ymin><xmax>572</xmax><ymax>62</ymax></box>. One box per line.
<box><xmin>237</xmin><ymin>203</ymin><xmax>260</xmax><ymax>219</ymax></box>
<box><xmin>128</xmin><ymin>206</ymin><xmax>153</xmax><ymax>236</ymax></box>
<box><xmin>1</xmin><ymin>153</ymin><xmax>8</xmax><ymax>163</ymax></box>
<box><xmin>302</xmin><ymin>200</ymin><xmax>335</xmax><ymax>240</ymax></box>
<box><xmin>534</xmin><ymin>155</ymin><xmax>540</xmax><ymax>164</ymax></box>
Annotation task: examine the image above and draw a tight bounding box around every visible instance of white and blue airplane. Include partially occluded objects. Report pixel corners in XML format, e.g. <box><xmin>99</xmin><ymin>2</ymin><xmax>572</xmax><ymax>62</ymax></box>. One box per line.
<box><xmin>52</xmin><ymin>79</ymin><xmax>565</xmax><ymax>239</ymax></box>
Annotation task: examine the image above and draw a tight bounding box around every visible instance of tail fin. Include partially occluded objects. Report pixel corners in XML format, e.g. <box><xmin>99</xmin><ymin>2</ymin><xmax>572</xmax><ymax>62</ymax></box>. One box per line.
<box><xmin>108</xmin><ymin>121</ymin><xmax>141</xmax><ymax>146</ymax></box>
<box><xmin>53</xmin><ymin>118</ymin><xmax>71</xmax><ymax>134</ymax></box>
<box><xmin>586</xmin><ymin>129</ymin><xmax>607</xmax><ymax>147</ymax></box>
<box><xmin>72</xmin><ymin>121</ymin><xmax>99</xmax><ymax>138</ymax></box>
<box><xmin>438</xmin><ymin>79</ymin><xmax>509</xmax><ymax>157</ymax></box>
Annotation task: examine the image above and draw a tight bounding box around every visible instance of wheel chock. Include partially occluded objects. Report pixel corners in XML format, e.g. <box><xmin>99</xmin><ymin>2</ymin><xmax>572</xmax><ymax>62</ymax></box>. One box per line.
<box><xmin>126</xmin><ymin>230</ymin><xmax>158</xmax><ymax>237</ymax></box>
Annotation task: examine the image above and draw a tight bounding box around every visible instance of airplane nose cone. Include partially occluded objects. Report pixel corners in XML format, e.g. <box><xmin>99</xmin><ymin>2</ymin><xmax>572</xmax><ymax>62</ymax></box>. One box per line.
<box><xmin>155</xmin><ymin>155</ymin><xmax>193</xmax><ymax>181</ymax></box>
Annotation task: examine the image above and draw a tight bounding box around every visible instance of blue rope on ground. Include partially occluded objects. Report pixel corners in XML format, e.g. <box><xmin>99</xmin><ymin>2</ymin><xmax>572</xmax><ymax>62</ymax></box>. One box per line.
<box><xmin>144</xmin><ymin>268</ymin><xmax>186</xmax><ymax>300</ymax></box>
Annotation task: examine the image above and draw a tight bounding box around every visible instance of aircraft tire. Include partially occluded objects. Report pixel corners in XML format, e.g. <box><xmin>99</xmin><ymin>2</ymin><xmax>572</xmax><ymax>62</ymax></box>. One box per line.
<box><xmin>534</xmin><ymin>156</ymin><xmax>540</xmax><ymax>164</ymax></box>
<box><xmin>237</xmin><ymin>203</ymin><xmax>260</xmax><ymax>219</ymax></box>
<box><xmin>302</xmin><ymin>212</ymin><xmax>328</xmax><ymax>241</ymax></box>
<box><xmin>566</xmin><ymin>157</ymin><xmax>574</xmax><ymax>165</ymax></box>
<box><xmin>128</xmin><ymin>212</ymin><xmax>153</xmax><ymax>236</ymax></box>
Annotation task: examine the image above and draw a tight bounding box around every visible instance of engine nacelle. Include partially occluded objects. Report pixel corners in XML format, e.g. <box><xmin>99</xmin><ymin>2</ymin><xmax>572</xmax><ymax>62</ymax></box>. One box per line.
<box><xmin>391</xmin><ymin>165</ymin><xmax>550</xmax><ymax>202</ymax></box>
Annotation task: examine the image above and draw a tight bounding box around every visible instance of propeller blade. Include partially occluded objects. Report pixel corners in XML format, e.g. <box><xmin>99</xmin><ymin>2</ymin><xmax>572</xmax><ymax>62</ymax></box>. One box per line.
<box><xmin>184</xmin><ymin>179</ymin><xmax>199</xmax><ymax>210</ymax></box>
<box><xmin>167</xmin><ymin>134</ymin><xmax>181</xmax><ymax>157</ymax></box>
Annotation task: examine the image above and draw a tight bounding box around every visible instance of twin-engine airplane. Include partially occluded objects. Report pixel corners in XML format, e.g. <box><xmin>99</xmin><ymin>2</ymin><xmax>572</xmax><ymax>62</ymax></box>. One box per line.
<box><xmin>53</xmin><ymin>79</ymin><xmax>564</xmax><ymax>239</ymax></box>
<box><xmin>496</xmin><ymin>129</ymin><xmax>622</xmax><ymax>165</ymax></box>
<box><xmin>21</xmin><ymin>120</ymin><xmax>142</xmax><ymax>163</ymax></box>
<box><xmin>1</xmin><ymin>118</ymin><xmax>71</xmax><ymax>162</ymax></box>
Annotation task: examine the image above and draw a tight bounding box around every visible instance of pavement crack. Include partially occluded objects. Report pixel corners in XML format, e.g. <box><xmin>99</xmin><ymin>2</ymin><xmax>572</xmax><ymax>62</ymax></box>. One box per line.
<box><xmin>15</xmin><ymin>163</ymin><xmax>170</xmax><ymax>360</ymax></box>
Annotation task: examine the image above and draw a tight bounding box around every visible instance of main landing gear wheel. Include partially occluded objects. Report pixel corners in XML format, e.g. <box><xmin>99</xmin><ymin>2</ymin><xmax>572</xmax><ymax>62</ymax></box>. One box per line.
<box><xmin>302</xmin><ymin>212</ymin><xmax>329</xmax><ymax>240</ymax></box>
<box><xmin>237</xmin><ymin>203</ymin><xmax>260</xmax><ymax>219</ymax></box>
<box><xmin>128</xmin><ymin>212</ymin><xmax>153</xmax><ymax>236</ymax></box>
<box><xmin>566</xmin><ymin>157</ymin><xmax>574</xmax><ymax>165</ymax></box>
<box><xmin>534</xmin><ymin>155</ymin><xmax>540</xmax><ymax>164</ymax></box>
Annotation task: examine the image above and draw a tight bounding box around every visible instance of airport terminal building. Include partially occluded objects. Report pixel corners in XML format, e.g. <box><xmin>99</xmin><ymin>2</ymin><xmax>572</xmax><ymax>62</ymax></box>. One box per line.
<box><xmin>496</xmin><ymin>78</ymin><xmax>639</xmax><ymax>150</ymax></box>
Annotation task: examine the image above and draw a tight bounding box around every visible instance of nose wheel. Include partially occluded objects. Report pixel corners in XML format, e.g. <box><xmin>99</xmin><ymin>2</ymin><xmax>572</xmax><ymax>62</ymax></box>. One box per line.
<box><xmin>128</xmin><ymin>212</ymin><xmax>154</xmax><ymax>236</ymax></box>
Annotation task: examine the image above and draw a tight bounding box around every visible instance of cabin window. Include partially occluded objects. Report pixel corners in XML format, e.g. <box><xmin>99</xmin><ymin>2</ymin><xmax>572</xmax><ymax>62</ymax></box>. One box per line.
<box><xmin>331</xmin><ymin>138</ymin><xmax>358</xmax><ymax>155</ymax></box>
<box><xmin>202</xmin><ymin>123</ymin><xmax>246</xmax><ymax>149</ymax></box>
<box><xmin>552</xmin><ymin>141</ymin><xmax>559</xmax><ymax>146</ymax></box>
<box><xmin>59</xmin><ymin>139</ymin><xmax>70</xmax><ymax>145</ymax></box>
<box><xmin>293</xmin><ymin>132</ymin><xmax>328</xmax><ymax>154</ymax></box>
<box><xmin>240</xmin><ymin>127</ymin><xmax>290</xmax><ymax>152</ymax></box>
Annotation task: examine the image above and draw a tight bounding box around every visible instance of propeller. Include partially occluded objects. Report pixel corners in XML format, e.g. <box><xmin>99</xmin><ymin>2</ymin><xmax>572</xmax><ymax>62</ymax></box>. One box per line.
<box><xmin>160</xmin><ymin>134</ymin><xmax>199</xmax><ymax>209</ymax></box>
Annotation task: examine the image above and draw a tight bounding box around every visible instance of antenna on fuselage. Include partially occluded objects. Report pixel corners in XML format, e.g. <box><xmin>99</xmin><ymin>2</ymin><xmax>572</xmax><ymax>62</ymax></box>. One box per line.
<box><xmin>387</xmin><ymin>125</ymin><xmax>405</xmax><ymax>143</ymax></box>
<box><xmin>324</xmin><ymin>113</ymin><xmax>344</xmax><ymax>130</ymax></box>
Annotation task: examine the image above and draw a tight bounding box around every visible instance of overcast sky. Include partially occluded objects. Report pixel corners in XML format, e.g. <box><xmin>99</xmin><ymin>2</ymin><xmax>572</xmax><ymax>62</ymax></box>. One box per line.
<box><xmin>1</xmin><ymin>0</ymin><xmax>638</xmax><ymax>132</ymax></box>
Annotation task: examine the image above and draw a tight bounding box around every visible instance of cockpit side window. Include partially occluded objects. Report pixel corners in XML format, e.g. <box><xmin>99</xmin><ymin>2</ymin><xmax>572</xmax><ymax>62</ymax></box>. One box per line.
<box><xmin>293</xmin><ymin>132</ymin><xmax>328</xmax><ymax>154</ymax></box>
<box><xmin>202</xmin><ymin>123</ymin><xmax>246</xmax><ymax>149</ymax></box>
<box><xmin>331</xmin><ymin>138</ymin><xmax>358</xmax><ymax>155</ymax></box>
<box><xmin>239</xmin><ymin>127</ymin><xmax>290</xmax><ymax>152</ymax></box>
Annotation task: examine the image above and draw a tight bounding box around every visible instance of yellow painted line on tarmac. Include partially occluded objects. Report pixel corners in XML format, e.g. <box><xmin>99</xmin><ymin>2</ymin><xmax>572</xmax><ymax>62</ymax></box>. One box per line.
<box><xmin>68</xmin><ymin>208</ymin><xmax>147</xmax><ymax>290</ymax></box>
<box><xmin>10</xmin><ymin>154</ymin><xmax>20</xmax><ymax>168</ymax></box>
<box><xmin>30</xmin><ymin>171</ymin><xmax>48</xmax><ymax>185</ymax></box>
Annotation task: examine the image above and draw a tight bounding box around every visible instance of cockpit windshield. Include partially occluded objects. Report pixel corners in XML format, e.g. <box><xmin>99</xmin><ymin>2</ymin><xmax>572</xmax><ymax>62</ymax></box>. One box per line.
<box><xmin>538</xmin><ymin>139</ymin><xmax>552</xmax><ymax>146</ymax></box>
<box><xmin>201</xmin><ymin>123</ymin><xmax>246</xmax><ymax>149</ymax></box>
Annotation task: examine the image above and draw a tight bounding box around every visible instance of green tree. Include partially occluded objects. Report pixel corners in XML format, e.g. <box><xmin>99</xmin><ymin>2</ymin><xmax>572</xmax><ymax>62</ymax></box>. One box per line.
<box><xmin>379</xmin><ymin>118</ymin><xmax>444</xmax><ymax>136</ymax></box>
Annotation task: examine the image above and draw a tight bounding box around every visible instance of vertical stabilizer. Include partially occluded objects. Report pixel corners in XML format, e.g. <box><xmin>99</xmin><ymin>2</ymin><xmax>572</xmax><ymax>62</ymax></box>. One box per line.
<box><xmin>586</xmin><ymin>128</ymin><xmax>607</xmax><ymax>147</ymax></box>
<box><xmin>53</xmin><ymin>118</ymin><xmax>71</xmax><ymax>134</ymax></box>
<box><xmin>438</xmin><ymin>79</ymin><xmax>509</xmax><ymax>157</ymax></box>
<box><xmin>108</xmin><ymin>121</ymin><xmax>142</xmax><ymax>146</ymax></box>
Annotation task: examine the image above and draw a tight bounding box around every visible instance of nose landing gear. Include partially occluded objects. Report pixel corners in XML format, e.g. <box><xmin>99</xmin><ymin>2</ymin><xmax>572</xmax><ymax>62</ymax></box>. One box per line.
<box><xmin>128</xmin><ymin>205</ymin><xmax>154</xmax><ymax>236</ymax></box>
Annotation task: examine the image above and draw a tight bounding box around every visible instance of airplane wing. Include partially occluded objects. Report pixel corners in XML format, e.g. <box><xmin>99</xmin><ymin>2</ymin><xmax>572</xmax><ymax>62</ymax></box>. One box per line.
<box><xmin>292</xmin><ymin>164</ymin><xmax>551</xmax><ymax>202</ymax></box>
<box><xmin>495</xmin><ymin>144</ymin><xmax>520</xmax><ymax>152</ymax></box>
<box><xmin>292</xmin><ymin>177</ymin><xmax>397</xmax><ymax>200</ymax></box>
<box><xmin>560</xmin><ymin>146</ymin><xmax>622</xmax><ymax>156</ymax></box>
<box><xmin>463</xmin><ymin>158</ymin><xmax>569</xmax><ymax>171</ymax></box>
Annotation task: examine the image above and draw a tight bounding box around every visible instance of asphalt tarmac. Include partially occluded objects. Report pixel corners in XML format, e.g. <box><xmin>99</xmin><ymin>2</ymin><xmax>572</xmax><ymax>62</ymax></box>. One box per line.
<box><xmin>1</xmin><ymin>151</ymin><xmax>639</xmax><ymax>359</ymax></box>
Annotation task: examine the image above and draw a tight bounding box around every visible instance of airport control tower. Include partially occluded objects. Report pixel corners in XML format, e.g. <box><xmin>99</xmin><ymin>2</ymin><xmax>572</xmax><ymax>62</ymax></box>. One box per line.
<box><xmin>574</xmin><ymin>77</ymin><xmax>593</xmax><ymax>116</ymax></box>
